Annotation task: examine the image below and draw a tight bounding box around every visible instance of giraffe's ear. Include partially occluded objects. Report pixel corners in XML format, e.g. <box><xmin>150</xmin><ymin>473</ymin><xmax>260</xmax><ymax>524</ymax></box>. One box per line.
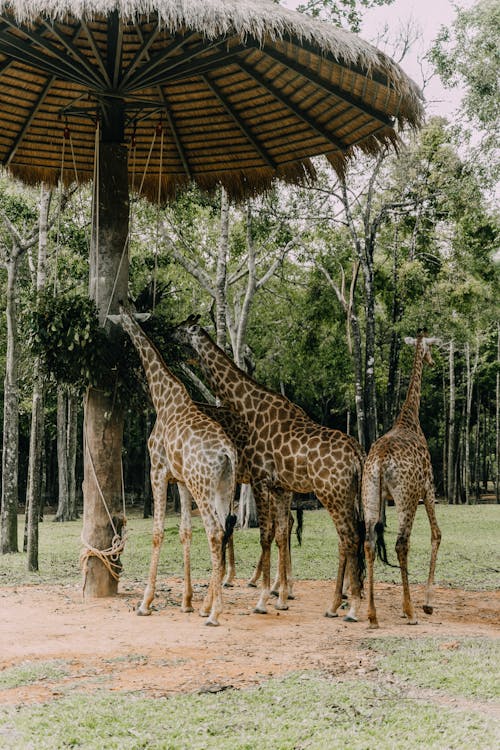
<box><xmin>404</xmin><ymin>336</ymin><xmax>417</xmax><ymax>346</ymax></box>
<box><xmin>107</xmin><ymin>314</ymin><xmax>121</xmax><ymax>325</ymax></box>
<box><xmin>133</xmin><ymin>312</ymin><xmax>151</xmax><ymax>323</ymax></box>
<box><xmin>424</xmin><ymin>337</ymin><xmax>440</xmax><ymax>346</ymax></box>
<box><xmin>186</xmin><ymin>314</ymin><xmax>201</xmax><ymax>326</ymax></box>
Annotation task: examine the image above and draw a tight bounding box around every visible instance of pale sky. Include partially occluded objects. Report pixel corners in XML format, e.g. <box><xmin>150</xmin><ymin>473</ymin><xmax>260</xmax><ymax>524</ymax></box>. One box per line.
<box><xmin>283</xmin><ymin>0</ymin><xmax>476</xmax><ymax>119</ymax></box>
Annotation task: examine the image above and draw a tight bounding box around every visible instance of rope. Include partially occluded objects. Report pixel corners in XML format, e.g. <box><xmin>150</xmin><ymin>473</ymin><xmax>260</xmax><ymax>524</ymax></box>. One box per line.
<box><xmin>91</xmin><ymin>119</ymin><xmax>100</xmax><ymax>307</ymax></box>
<box><xmin>53</xmin><ymin>123</ymin><xmax>68</xmax><ymax>295</ymax></box>
<box><xmin>153</xmin><ymin>122</ymin><xmax>164</xmax><ymax>312</ymax></box>
<box><xmin>81</xmin><ymin>391</ymin><xmax>128</xmax><ymax>593</ymax></box>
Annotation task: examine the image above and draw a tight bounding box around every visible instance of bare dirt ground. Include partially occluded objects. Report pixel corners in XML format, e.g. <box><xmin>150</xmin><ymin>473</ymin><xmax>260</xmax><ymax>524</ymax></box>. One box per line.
<box><xmin>0</xmin><ymin>579</ymin><xmax>499</xmax><ymax>709</ymax></box>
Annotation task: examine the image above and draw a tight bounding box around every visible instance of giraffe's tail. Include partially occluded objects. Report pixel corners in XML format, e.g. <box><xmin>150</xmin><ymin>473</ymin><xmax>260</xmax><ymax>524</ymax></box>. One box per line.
<box><xmin>353</xmin><ymin>454</ymin><xmax>366</xmax><ymax>589</ymax></box>
<box><xmin>221</xmin><ymin>512</ymin><xmax>237</xmax><ymax>566</ymax></box>
<box><xmin>215</xmin><ymin>450</ymin><xmax>238</xmax><ymax>566</ymax></box>
<box><xmin>295</xmin><ymin>507</ymin><xmax>303</xmax><ymax>546</ymax></box>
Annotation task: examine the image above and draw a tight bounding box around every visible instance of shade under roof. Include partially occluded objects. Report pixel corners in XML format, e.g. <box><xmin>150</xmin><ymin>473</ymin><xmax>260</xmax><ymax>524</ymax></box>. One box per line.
<box><xmin>0</xmin><ymin>0</ymin><xmax>424</xmax><ymax>200</ymax></box>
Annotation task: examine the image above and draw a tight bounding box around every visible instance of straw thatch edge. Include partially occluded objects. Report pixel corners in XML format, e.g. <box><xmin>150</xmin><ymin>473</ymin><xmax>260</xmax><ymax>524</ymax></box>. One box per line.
<box><xmin>0</xmin><ymin>0</ymin><xmax>424</xmax><ymax>126</ymax></box>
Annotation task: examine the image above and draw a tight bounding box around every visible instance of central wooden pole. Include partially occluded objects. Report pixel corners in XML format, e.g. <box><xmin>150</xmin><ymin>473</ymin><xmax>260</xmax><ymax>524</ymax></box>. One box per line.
<box><xmin>81</xmin><ymin>98</ymin><xmax>129</xmax><ymax>596</ymax></box>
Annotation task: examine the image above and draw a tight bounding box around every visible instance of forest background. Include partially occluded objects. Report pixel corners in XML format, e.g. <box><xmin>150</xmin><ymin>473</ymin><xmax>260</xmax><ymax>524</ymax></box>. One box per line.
<box><xmin>0</xmin><ymin>0</ymin><xmax>498</xmax><ymax>565</ymax></box>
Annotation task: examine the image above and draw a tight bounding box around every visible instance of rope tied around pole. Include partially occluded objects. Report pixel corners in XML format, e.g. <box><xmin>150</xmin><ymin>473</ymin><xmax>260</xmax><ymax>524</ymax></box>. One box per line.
<box><xmin>81</xmin><ymin>392</ymin><xmax>128</xmax><ymax>596</ymax></box>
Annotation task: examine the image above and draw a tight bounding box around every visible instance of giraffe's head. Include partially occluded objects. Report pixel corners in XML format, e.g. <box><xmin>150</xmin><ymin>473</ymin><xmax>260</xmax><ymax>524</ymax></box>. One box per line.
<box><xmin>404</xmin><ymin>331</ymin><xmax>439</xmax><ymax>366</ymax></box>
<box><xmin>171</xmin><ymin>314</ymin><xmax>203</xmax><ymax>351</ymax></box>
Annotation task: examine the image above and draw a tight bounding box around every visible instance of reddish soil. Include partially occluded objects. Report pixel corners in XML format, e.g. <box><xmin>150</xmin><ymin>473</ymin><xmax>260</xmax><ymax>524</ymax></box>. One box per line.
<box><xmin>0</xmin><ymin>578</ymin><xmax>499</xmax><ymax>707</ymax></box>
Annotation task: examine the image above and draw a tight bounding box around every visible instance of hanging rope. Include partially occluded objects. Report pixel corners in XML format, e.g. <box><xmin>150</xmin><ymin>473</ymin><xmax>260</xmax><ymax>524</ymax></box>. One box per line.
<box><xmin>153</xmin><ymin>120</ymin><xmax>164</xmax><ymax>312</ymax></box>
<box><xmin>53</xmin><ymin>121</ymin><xmax>70</xmax><ymax>295</ymax></box>
<box><xmin>90</xmin><ymin>118</ymin><xmax>100</xmax><ymax>307</ymax></box>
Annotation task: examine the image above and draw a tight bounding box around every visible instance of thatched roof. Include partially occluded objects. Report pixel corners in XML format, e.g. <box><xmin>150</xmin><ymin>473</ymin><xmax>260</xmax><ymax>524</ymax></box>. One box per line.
<box><xmin>0</xmin><ymin>0</ymin><xmax>424</xmax><ymax>199</ymax></box>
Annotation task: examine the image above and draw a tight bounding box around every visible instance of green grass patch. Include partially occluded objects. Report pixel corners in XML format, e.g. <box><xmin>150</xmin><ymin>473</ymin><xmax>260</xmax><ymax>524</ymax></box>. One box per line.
<box><xmin>0</xmin><ymin>671</ymin><xmax>497</xmax><ymax>750</ymax></box>
<box><xmin>0</xmin><ymin>505</ymin><xmax>498</xmax><ymax>590</ymax></box>
<box><xmin>0</xmin><ymin>660</ymin><xmax>69</xmax><ymax>690</ymax></box>
<box><xmin>364</xmin><ymin>636</ymin><xmax>500</xmax><ymax>701</ymax></box>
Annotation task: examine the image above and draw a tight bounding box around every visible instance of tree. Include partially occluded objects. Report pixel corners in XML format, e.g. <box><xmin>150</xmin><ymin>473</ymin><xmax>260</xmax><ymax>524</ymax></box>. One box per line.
<box><xmin>295</xmin><ymin>0</ymin><xmax>394</xmax><ymax>33</ymax></box>
<box><xmin>25</xmin><ymin>184</ymin><xmax>51</xmax><ymax>569</ymax></box>
<box><xmin>430</xmin><ymin>0</ymin><xmax>500</xmax><ymax>188</ymax></box>
<box><xmin>0</xmin><ymin>186</ymin><xmax>38</xmax><ymax>553</ymax></box>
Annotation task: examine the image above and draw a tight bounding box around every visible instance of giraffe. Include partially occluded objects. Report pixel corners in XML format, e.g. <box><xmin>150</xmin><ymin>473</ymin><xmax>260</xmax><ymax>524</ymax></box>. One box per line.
<box><xmin>194</xmin><ymin>401</ymin><xmax>295</xmax><ymax>606</ymax></box>
<box><xmin>108</xmin><ymin>306</ymin><xmax>238</xmax><ymax>626</ymax></box>
<box><xmin>362</xmin><ymin>332</ymin><xmax>442</xmax><ymax>628</ymax></box>
<box><xmin>173</xmin><ymin>316</ymin><xmax>365</xmax><ymax>621</ymax></box>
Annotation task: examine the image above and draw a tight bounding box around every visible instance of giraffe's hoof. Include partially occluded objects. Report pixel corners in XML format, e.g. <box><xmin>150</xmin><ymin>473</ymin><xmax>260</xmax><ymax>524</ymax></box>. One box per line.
<box><xmin>274</xmin><ymin>602</ymin><xmax>289</xmax><ymax>611</ymax></box>
<box><xmin>343</xmin><ymin>615</ymin><xmax>358</xmax><ymax>623</ymax></box>
<box><xmin>270</xmin><ymin>590</ymin><xmax>279</xmax><ymax>598</ymax></box>
<box><xmin>247</xmin><ymin>581</ymin><xmax>258</xmax><ymax>588</ymax></box>
<box><xmin>253</xmin><ymin>606</ymin><xmax>268</xmax><ymax>615</ymax></box>
<box><xmin>407</xmin><ymin>619</ymin><xmax>418</xmax><ymax>625</ymax></box>
<box><xmin>368</xmin><ymin>621</ymin><xmax>379</xmax><ymax>630</ymax></box>
<box><xmin>422</xmin><ymin>604</ymin><xmax>433</xmax><ymax>615</ymax></box>
<box><xmin>324</xmin><ymin>610</ymin><xmax>339</xmax><ymax>618</ymax></box>
<box><xmin>181</xmin><ymin>606</ymin><xmax>194</xmax><ymax>613</ymax></box>
<box><xmin>204</xmin><ymin>618</ymin><xmax>220</xmax><ymax>627</ymax></box>
<box><xmin>287</xmin><ymin>593</ymin><xmax>295</xmax><ymax>601</ymax></box>
<box><xmin>136</xmin><ymin>605</ymin><xmax>152</xmax><ymax>616</ymax></box>
<box><xmin>223</xmin><ymin>581</ymin><xmax>234</xmax><ymax>588</ymax></box>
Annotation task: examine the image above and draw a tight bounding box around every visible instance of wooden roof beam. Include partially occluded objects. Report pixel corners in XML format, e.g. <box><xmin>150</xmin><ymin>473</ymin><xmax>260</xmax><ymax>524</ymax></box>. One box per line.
<box><xmin>202</xmin><ymin>74</ymin><xmax>277</xmax><ymax>170</ymax></box>
<box><xmin>0</xmin><ymin>26</ymin><xmax>98</xmax><ymax>89</ymax></box>
<box><xmin>261</xmin><ymin>45</ymin><xmax>394</xmax><ymax>129</ymax></box>
<box><xmin>237</xmin><ymin>59</ymin><xmax>347</xmax><ymax>153</ymax></box>
<box><xmin>5</xmin><ymin>75</ymin><xmax>55</xmax><ymax>166</ymax></box>
<box><xmin>80</xmin><ymin>18</ymin><xmax>111</xmax><ymax>89</ymax></box>
<box><xmin>0</xmin><ymin>15</ymin><xmax>102</xmax><ymax>88</ymax></box>
<box><xmin>124</xmin><ymin>32</ymin><xmax>199</xmax><ymax>92</ymax></box>
<box><xmin>130</xmin><ymin>24</ymin><xmax>192</xmax><ymax>182</ymax></box>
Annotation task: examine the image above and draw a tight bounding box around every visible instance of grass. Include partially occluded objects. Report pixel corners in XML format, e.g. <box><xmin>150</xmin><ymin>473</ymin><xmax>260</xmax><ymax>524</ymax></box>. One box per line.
<box><xmin>0</xmin><ymin>506</ymin><xmax>499</xmax><ymax>750</ymax></box>
<box><xmin>364</xmin><ymin>636</ymin><xmax>500</xmax><ymax>701</ymax></box>
<box><xmin>0</xmin><ymin>504</ymin><xmax>498</xmax><ymax>590</ymax></box>
<box><xmin>0</xmin><ymin>672</ymin><xmax>498</xmax><ymax>750</ymax></box>
<box><xmin>0</xmin><ymin>661</ymin><xmax>69</xmax><ymax>691</ymax></box>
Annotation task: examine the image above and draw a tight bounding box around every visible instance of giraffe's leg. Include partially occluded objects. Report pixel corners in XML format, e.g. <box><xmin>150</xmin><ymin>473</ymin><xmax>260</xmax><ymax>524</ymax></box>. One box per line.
<box><xmin>364</xmin><ymin>523</ymin><xmax>379</xmax><ymax>629</ymax></box>
<box><xmin>222</xmin><ymin>535</ymin><xmax>236</xmax><ymax>587</ymax></box>
<box><xmin>248</xmin><ymin>551</ymin><xmax>263</xmax><ymax>588</ymax></box>
<box><xmin>202</xmin><ymin>522</ymin><xmax>225</xmax><ymax>626</ymax></box>
<box><xmin>325</xmin><ymin>544</ymin><xmax>347</xmax><ymax>618</ymax></box>
<box><xmin>177</xmin><ymin>484</ymin><xmax>194</xmax><ymax>613</ymax></box>
<box><xmin>253</xmin><ymin>486</ymin><xmax>274</xmax><ymax>614</ymax></box>
<box><xmin>342</xmin><ymin>534</ymin><xmax>363</xmax><ymax>623</ymax></box>
<box><xmin>422</xmin><ymin>487</ymin><xmax>441</xmax><ymax>615</ymax></box>
<box><xmin>396</xmin><ymin>531</ymin><xmax>417</xmax><ymax>623</ymax></box>
<box><xmin>272</xmin><ymin>491</ymin><xmax>292</xmax><ymax>610</ymax></box>
<box><xmin>271</xmin><ymin>505</ymin><xmax>295</xmax><ymax>599</ymax></box>
<box><xmin>137</xmin><ymin>454</ymin><xmax>168</xmax><ymax>617</ymax></box>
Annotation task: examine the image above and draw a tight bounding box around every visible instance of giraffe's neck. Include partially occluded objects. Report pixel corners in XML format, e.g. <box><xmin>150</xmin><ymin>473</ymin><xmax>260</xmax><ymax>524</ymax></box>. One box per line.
<box><xmin>191</xmin><ymin>329</ymin><xmax>263</xmax><ymax>407</ymax></box>
<box><xmin>395</xmin><ymin>342</ymin><xmax>424</xmax><ymax>431</ymax></box>
<box><xmin>120</xmin><ymin>313</ymin><xmax>187</xmax><ymax>411</ymax></box>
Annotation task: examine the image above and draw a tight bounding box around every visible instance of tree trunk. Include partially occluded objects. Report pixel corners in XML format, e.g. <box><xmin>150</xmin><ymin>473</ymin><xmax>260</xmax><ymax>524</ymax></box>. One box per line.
<box><xmin>447</xmin><ymin>340</ymin><xmax>456</xmax><ymax>504</ymax></box>
<box><xmin>82</xmin><ymin>136</ymin><xmax>129</xmax><ymax>598</ymax></box>
<box><xmin>67</xmin><ymin>388</ymin><xmax>78</xmax><ymax>520</ymax></box>
<box><xmin>385</xmin><ymin>234</ymin><xmax>402</xmax><ymax>431</ymax></box>
<box><xmin>25</xmin><ymin>184</ymin><xmax>51</xmax><ymax>569</ymax></box>
<box><xmin>54</xmin><ymin>386</ymin><xmax>69</xmax><ymax>522</ymax></box>
<box><xmin>0</xmin><ymin>255</ymin><xmax>20</xmax><ymax>553</ymax></box>
<box><xmin>215</xmin><ymin>186</ymin><xmax>229</xmax><ymax>349</ymax></box>
<box><xmin>363</xmin><ymin>262</ymin><xmax>378</xmax><ymax>449</ymax></box>
<box><xmin>496</xmin><ymin>323</ymin><xmax>500</xmax><ymax>503</ymax></box>
<box><xmin>25</xmin><ymin>364</ymin><xmax>45</xmax><ymax>567</ymax></box>
<box><xmin>238</xmin><ymin>483</ymin><xmax>258</xmax><ymax>528</ymax></box>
